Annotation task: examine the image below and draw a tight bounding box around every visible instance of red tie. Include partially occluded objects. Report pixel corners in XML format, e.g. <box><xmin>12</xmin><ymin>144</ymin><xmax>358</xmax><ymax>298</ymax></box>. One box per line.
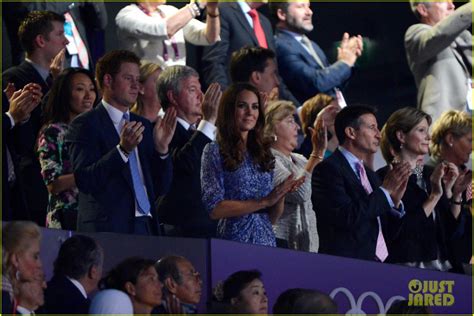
<box><xmin>248</xmin><ymin>9</ymin><xmax>268</xmax><ymax>48</ymax></box>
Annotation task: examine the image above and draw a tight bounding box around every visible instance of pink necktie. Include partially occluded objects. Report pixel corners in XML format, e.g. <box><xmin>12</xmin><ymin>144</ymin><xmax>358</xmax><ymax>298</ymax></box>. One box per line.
<box><xmin>64</xmin><ymin>12</ymin><xmax>89</xmax><ymax>69</ymax></box>
<box><xmin>248</xmin><ymin>9</ymin><xmax>268</xmax><ymax>48</ymax></box>
<box><xmin>356</xmin><ymin>162</ymin><xmax>388</xmax><ymax>262</ymax></box>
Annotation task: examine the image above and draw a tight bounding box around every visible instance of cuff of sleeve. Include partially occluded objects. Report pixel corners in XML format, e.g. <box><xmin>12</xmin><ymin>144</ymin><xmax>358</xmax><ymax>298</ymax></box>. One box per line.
<box><xmin>197</xmin><ymin>119</ymin><xmax>217</xmax><ymax>140</ymax></box>
<box><xmin>6</xmin><ymin>112</ymin><xmax>16</xmax><ymax>128</ymax></box>
<box><xmin>116</xmin><ymin>145</ymin><xmax>129</xmax><ymax>162</ymax></box>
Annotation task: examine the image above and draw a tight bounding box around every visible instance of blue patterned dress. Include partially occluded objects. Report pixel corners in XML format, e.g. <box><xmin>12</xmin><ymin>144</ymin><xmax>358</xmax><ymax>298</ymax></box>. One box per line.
<box><xmin>201</xmin><ymin>142</ymin><xmax>276</xmax><ymax>246</ymax></box>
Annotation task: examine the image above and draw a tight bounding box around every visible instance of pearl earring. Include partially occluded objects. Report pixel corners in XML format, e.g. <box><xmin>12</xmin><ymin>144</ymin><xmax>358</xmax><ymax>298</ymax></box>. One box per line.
<box><xmin>273</xmin><ymin>135</ymin><xmax>278</xmax><ymax>142</ymax></box>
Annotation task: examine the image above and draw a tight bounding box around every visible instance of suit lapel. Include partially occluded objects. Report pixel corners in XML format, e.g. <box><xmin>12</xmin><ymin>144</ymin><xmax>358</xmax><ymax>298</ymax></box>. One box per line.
<box><xmin>229</xmin><ymin>3</ymin><xmax>259</xmax><ymax>46</ymax></box>
<box><xmin>333</xmin><ymin>149</ymin><xmax>370</xmax><ymax>196</ymax></box>
<box><xmin>278</xmin><ymin>31</ymin><xmax>322</xmax><ymax>68</ymax></box>
<box><xmin>21</xmin><ymin>61</ymin><xmax>49</xmax><ymax>92</ymax></box>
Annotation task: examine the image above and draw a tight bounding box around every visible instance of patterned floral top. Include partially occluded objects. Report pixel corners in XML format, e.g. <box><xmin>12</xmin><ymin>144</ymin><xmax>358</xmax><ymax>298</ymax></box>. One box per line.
<box><xmin>201</xmin><ymin>142</ymin><xmax>276</xmax><ymax>247</ymax></box>
<box><xmin>37</xmin><ymin>123</ymin><xmax>78</xmax><ymax>229</ymax></box>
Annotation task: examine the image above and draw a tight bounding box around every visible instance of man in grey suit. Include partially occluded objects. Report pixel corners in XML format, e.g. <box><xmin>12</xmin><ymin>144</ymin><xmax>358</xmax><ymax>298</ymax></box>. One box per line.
<box><xmin>405</xmin><ymin>0</ymin><xmax>472</xmax><ymax>121</ymax></box>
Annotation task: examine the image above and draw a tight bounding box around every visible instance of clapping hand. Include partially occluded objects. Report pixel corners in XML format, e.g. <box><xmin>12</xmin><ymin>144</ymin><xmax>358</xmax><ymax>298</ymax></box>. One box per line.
<box><xmin>153</xmin><ymin>107</ymin><xmax>177</xmax><ymax>154</ymax></box>
<box><xmin>50</xmin><ymin>48</ymin><xmax>66</xmax><ymax>79</ymax></box>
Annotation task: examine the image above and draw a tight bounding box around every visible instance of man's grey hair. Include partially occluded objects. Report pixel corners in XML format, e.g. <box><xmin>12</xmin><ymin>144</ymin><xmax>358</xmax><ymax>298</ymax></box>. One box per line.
<box><xmin>409</xmin><ymin>0</ymin><xmax>432</xmax><ymax>20</ymax></box>
<box><xmin>157</xmin><ymin>65</ymin><xmax>199</xmax><ymax>110</ymax></box>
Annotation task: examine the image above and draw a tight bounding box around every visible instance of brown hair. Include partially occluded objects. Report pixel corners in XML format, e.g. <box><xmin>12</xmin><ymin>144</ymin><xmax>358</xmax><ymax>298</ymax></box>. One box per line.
<box><xmin>95</xmin><ymin>50</ymin><xmax>141</xmax><ymax>91</ymax></box>
<box><xmin>18</xmin><ymin>11</ymin><xmax>65</xmax><ymax>54</ymax></box>
<box><xmin>300</xmin><ymin>94</ymin><xmax>334</xmax><ymax>136</ymax></box>
<box><xmin>380</xmin><ymin>107</ymin><xmax>432</xmax><ymax>163</ymax></box>
<box><xmin>216</xmin><ymin>83</ymin><xmax>274</xmax><ymax>172</ymax></box>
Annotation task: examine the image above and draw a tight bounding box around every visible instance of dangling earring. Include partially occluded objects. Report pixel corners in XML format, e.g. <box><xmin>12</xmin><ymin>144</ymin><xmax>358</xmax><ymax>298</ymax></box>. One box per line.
<box><xmin>400</xmin><ymin>143</ymin><xmax>404</xmax><ymax>150</ymax></box>
<box><xmin>449</xmin><ymin>143</ymin><xmax>453</xmax><ymax>147</ymax></box>
<box><xmin>15</xmin><ymin>270</ymin><xmax>21</xmax><ymax>281</ymax></box>
<box><xmin>273</xmin><ymin>135</ymin><xmax>278</xmax><ymax>142</ymax></box>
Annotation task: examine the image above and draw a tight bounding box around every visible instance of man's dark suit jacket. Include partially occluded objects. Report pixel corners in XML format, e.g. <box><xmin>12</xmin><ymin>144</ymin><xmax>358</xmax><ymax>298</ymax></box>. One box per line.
<box><xmin>157</xmin><ymin>123</ymin><xmax>217</xmax><ymax>238</ymax></box>
<box><xmin>200</xmin><ymin>2</ymin><xmax>299</xmax><ymax>106</ymax></box>
<box><xmin>274</xmin><ymin>29</ymin><xmax>352</xmax><ymax>104</ymax></box>
<box><xmin>311</xmin><ymin>149</ymin><xmax>392</xmax><ymax>261</ymax></box>
<box><xmin>44</xmin><ymin>274</ymin><xmax>89</xmax><ymax>314</ymax></box>
<box><xmin>2</xmin><ymin>61</ymin><xmax>49</xmax><ymax>225</ymax></box>
<box><xmin>65</xmin><ymin>103</ymin><xmax>172</xmax><ymax>234</ymax></box>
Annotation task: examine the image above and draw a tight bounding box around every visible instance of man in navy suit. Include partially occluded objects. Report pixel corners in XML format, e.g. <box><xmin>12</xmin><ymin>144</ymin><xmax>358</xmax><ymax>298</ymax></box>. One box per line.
<box><xmin>2</xmin><ymin>11</ymin><xmax>69</xmax><ymax>226</ymax></box>
<box><xmin>156</xmin><ymin>66</ymin><xmax>220</xmax><ymax>238</ymax></box>
<box><xmin>312</xmin><ymin>106</ymin><xmax>411</xmax><ymax>261</ymax></box>
<box><xmin>66</xmin><ymin>50</ymin><xmax>175</xmax><ymax>235</ymax></box>
<box><xmin>44</xmin><ymin>235</ymin><xmax>103</xmax><ymax>314</ymax></box>
<box><xmin>269</xmin><ymin>0</ymin><xmax>363</xmax><ymax>104</ymax></box>
<box><xmin>201</xmin><ymin>0</ymin><xmax>299</xmax><ymax>106</ymax></box>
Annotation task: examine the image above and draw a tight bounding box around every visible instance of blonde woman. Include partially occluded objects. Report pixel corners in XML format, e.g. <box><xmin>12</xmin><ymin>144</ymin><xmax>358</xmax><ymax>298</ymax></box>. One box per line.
<box><xmin>131</xmin><ymin>62</ymin><xmax>163</xmax><ymax>123</ymax></box>
<box><xmin>265</xmin><ymin>100</ymin><xmax>327</xmax><ymax>252</ymax></box>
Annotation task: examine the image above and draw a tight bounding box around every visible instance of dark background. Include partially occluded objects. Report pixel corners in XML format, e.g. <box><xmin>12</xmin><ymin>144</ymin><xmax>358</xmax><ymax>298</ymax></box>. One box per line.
<box><xmin>1</xmin><ymin>1</ymin><xmax>444</xmax><ymax>124</ymax></box>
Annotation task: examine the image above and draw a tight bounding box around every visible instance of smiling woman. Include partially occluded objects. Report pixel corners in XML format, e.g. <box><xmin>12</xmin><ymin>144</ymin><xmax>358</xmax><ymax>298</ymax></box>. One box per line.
<box><xmin>37</xmin><ymin>68</ymin><xmax>99</xmax><ymax>230</ymax></box>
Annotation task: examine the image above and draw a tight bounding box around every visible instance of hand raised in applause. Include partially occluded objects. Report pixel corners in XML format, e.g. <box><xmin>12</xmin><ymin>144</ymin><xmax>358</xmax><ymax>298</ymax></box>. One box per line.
<box><xmin>8</xmin><ymin>83</ymin><xmax>43</xmax><ymax>124</ymax></box>
<box><xmin>120</xmin><ymin>121</ymin><xmax>145</xmax><ymax>154</ymax></box>
<box><xmin>153</xmin><ymin>107</ymin><xmax>177</xmax><ymax>154</ymax></box>
<box><xmin>201</xmin><ymin>82</ymin><xmax>222</xmax><ymax>124</ymax></box>
<box><xmin>382</xmin><ymin>161</ymin><xmax>412</xmax><ymax>206</ymax></box>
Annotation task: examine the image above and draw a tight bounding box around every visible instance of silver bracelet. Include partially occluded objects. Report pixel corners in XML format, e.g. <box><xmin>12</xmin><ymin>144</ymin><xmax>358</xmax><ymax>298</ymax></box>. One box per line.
<box><xmin>187</xmin><ymin>3</ymin><xmax>200</xmax><ymax>18</ymax></box>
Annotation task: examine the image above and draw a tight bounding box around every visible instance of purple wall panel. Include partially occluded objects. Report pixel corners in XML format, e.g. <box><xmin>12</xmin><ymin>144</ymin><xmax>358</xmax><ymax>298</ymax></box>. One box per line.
<box><xmin>210</xmin><ymin>239</ymin><xmax>472</xmax><ymax>315</ymax></box>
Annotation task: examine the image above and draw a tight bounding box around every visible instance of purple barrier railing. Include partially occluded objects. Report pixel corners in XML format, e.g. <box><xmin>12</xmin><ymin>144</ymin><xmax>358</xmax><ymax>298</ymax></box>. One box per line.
<box><xmin>210</xmin><ymin>239</ymin><xmax>472</xmax><ymax>315</ymax></box>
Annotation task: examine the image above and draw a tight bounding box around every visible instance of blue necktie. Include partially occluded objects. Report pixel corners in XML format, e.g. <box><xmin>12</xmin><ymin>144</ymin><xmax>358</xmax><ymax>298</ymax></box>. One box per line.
<box><xmin>123</xmin><ymin>113</ymin><xmax>151</xmax><ymax>215</ymax></box>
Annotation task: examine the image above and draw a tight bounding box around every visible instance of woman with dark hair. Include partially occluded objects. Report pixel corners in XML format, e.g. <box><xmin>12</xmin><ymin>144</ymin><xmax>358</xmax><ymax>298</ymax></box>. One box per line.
<box><xmin>37</xmin><ymin>68</ymin><xmax>98</xmax><ymax>229</ymax></box>
<box><xmin>273</xmin><ymin>288</ymin><xmax>337</xmax><ymax>314</ymax></box>
<box><xmin>217</xmin><ymin>270</ymin><xmax>268</xmax><ymax>314</ymax></box>
<box><xmin>377</xmin><ymin>107</ymin><xmax>461</xmax><ymax>271</ymax></box>
<box><xmin>100</xmin><ymin>257</ymin><xmax>162</xmax><ymax>315</ymax></box>
<box><xmin>201</xmin><ymin>83</ymin><xmax>299</xmax><ymax>247</ymax></box>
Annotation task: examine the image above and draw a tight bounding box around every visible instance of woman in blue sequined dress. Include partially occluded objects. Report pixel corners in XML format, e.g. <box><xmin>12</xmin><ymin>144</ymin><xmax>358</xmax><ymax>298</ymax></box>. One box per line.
<box><xmin>201</xmin><ymin>83</ymin><xmax>298</xmax><ymax>247</ymax></box>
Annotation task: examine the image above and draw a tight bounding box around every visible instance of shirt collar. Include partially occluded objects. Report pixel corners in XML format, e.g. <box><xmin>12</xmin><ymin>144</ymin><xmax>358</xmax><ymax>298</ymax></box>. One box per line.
<box><xmin>16</xmin><ymin>305</ymin><xmax>34</xmax><ymax>315</ymax></box>
<box><xmin>176</xmin><ymin>117</ymin><xmax>191</xmax><ymax>130</ymax></box>
<box><xmin>102</xmin><ymin>100</ymin><xmax>129</xmax><ymax>125</ymax></box>
<box><xmin>67</xmin><ymin>277</ymin><xmax>88</xmax><ymax>299</ymax></box>
<box><xmin>237</xmin><ymin>1</ymin><xmax>251</xmax><ymax>14</ymax></box>
<box><xmin>24</xmin><ymin>58</ymin><xmax>50</xmax><ymax>81</ymax></box>
<box><xmin>279</xmin><ymin>29</ymin><xmax>304</xmax><ymax>42</ymax></box>
<box><xmin>339</xmin><ymin>146</ymin><xmax>364</xmax><ymax>177</ymax></box>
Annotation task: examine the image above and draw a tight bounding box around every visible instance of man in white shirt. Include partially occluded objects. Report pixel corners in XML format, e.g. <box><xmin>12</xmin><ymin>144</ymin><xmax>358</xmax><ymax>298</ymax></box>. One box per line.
<box><xmin>156</xmin><ymin>65</ymin><xmax>221</xmax><ymax>237</ymax></box>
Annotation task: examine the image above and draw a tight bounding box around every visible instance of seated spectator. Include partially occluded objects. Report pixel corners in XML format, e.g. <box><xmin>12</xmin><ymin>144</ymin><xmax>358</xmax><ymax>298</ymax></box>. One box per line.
<box><xmin>429</xmin><ymin>110</ymin><xmax>472</xmax><ymax>271</ymax></box>
<box><xmin>312</xmin><ymin>106</ymin><xmax>411</xmax><ymax>261</ymax></box>
<box><xmin>386</xmin><ymin>299</ymin><xmax>431</xmax><ymax>314</ymax></box>
<box><xmin>378</xmin><ymin>107</ymin><xmax>462</xmax><ymax>271</ymax></box>
<box><xmin>154</xmin><ymin>255</ymin><xmax>203</xmax><ymax>314</ymax></box>
<box><xmin>15</xmin><ymin>272</ymin><xmax>46</xmax><ymax>315</ymax></box>
<box><xmin>217</xmin><ymin>270</ymin><xmax>268</xmax><ymax>314</ymax></box>
<box><xmin>37</xmin><ymin>68</ymin><xmax>98</xmax><ymax>230</ymax></box>
<box><xmin>264</xmin><ymin>100</ymin><xmax>326</xmax><ymax>251</ymax></box>
<box><xmin>230</xmin><ymin>46</ymin><xmax>280</xmax><ymax>103</ymax></box>
<box><xmin>299</xmin><ymin>93</ymin><xmax>340</xmax><ymax>159</ymax></box>
<box><xmin>89</xmin><ymin>289</ymin><xmax>134</xmax><ymax>315</ymax></box>
<box><xmin>2</xmin><ymin>221</ymin><xmax>43</xmax><ymax>314</ymax></box>
<box><xmin>44</xmin><ymin>235</ymin><xmax>103</xmax><ymax>314</ymax></box>
<box><xmin>156</xmin><ymin>66</ymin><xmax>221</xmax><ymax>238</ymax></box>
<box><xmin>100</xmin><ymin>257</ymin><xmax>162</xmax><ymax>315</ymax></box>
<box><xmin>115</xmin><ymin>0</ymin><xmax>220</xmax><ymax>68</ymax></box>
<box><xmin>131</xmin><ymin>62</ymin><xmax>163</xmax><ymax>123</ymax></box>
<box><xmin>273</xmin><ymin>288</ymin><xmax>337</xmax><ymax>314</ymax></box>
<box><xmin>201</xmin><ymin>83</ymin><xmax>299</xmax><ymax>247</ymax></box>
